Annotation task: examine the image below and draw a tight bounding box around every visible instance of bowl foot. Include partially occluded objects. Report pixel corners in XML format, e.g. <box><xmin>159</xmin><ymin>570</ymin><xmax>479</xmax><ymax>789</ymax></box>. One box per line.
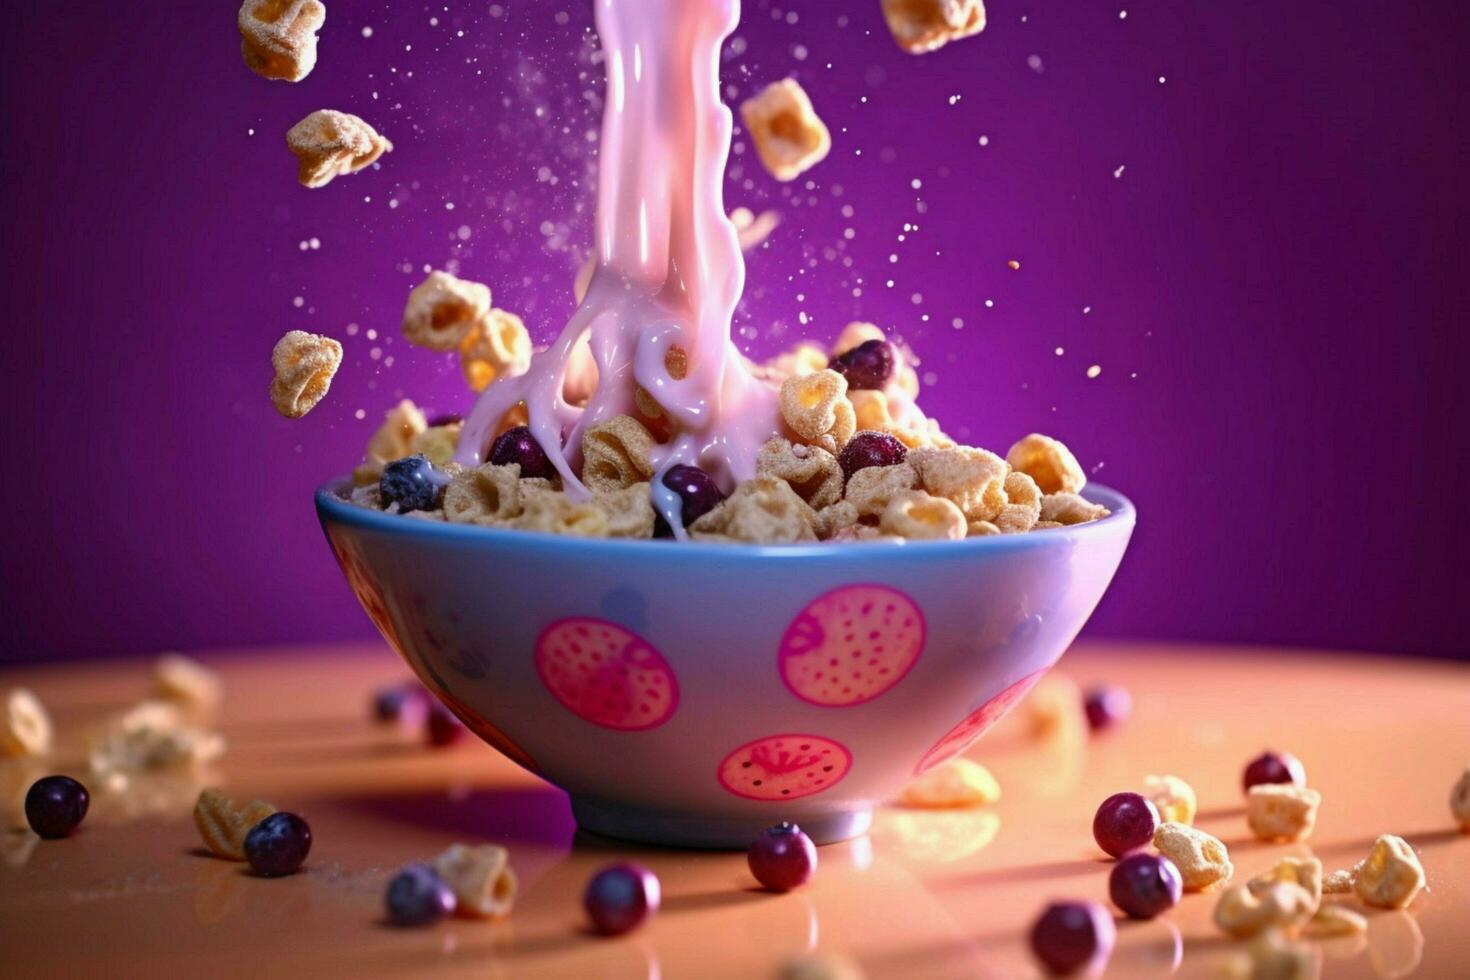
<box><xmin>570</xmin><ymin>795</ymin><xmax>873</xmax><ymax>849</ymax></box>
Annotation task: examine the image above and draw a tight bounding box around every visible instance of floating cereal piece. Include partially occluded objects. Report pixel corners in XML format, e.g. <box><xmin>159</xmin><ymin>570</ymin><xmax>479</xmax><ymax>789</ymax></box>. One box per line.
<box><xmin>833</xmin><ymin>322</ymin><xmax>887</xmax><ymax>357</ymax></box>
<box><xmin>1452</xmin><ymin>767</ymin><xmax>1470</xmax><ymax>831</ymax></box>
<box><xmin>756</xmin><ymin>438</ymin><xmax>844</xmax><ymax>511</ymax></box>
<box><xmin>1213</xmin><ymin>882</ymin><xmax>1316</xmax><ymax>938</ymax></box>
<box><xmin>1248</xmin><ymin>857</ymin><xmax>1323</xmax><ymax>907</ymax></box>
<box><xmin>1005</xmin><ymin>433</ymin><xmax>1086</xmax><ymax>494</ymax></box>
<box><xmin>433</xmin><ymin>843</ymin><xmax>518</xmax><ymax>919</ymax></box>
<box><xmin>410</xmin><ymin>423</ymin><xmax>462</xmax><ymax>468</ymax></box>
<box><xmin>900</xmin><ymin>758</ymin><xmax>1000</xmax><ymax>808</ymax></box>
<box><xmin>1153</xmin><ymin>821</ymin><xmax>1233</xmax><ymax>891</ymax></box>
<box><xmin>740</xmin><ymin>79</ymin><xmax>831</xmax><ymax>182</ymax></box>
<box><xmin>443</xmin><ymin>463</ymin><xmax>526</xmax><ymax>526</ymax></box>
<box><xmin>993</xmin><ymin>471</ymin><xmax>1041</xmax><ymax>534</ymax></box>
<box><xmin>1247</xmin><ymin>784</ymin><xmax>1321</xmax><ymax>842</ymax></box>
<box><xmin>1039</xmin><ymin>492</ymin><xmax>1110</xmax><ymax>526</ymax></box>
<box><xmin>286</xmin><ymin>110</ymin><xmax>392</xmax><ymax>189</ymax></box>
<box><xmin>909</xmin><ymin>446</ymin><xmax>1008</xmax><ymax>521</ymax></box>
<box><xmin>1</xmin><ymin>689</ymin><xmax>52</xmax><ymax>758</ymax></box>
<box><xmin>778</xmin><ymin>584</ymin><xmax>924</xmax><ymax>707</ymax></box>
<box><xmin>269</xmin><ymin>330</ymin><xmax>342</xmax><ymax>419</ymax></box>
<box><xmin>1305</xmin><ymin>905</ymin><xmax>1367</xmax><ymax>937</ymax></box>
<box><xmin>1143</xmin><ymin>774</ymin><xmax>1198</xmax><ymax>826</ymax></box>
<box><xmin>238</xmin><ymin>0</ymin><xmax>324</xmax><ymax>82</ymax></box>
<box><xmin>535</xmin><ymin>619</ymin><xmax>678</xmax><ymax>731</ymax></box>
<box><xmin>691</xmin><ymin>477</ymin><xmax>817</xmax><ymax>544</ymax></box>
<box><xmin>780</xmin><ymin>370</ymin><xmax>855</xmax><ymax>453</ymax></box>
<box><xmin>401</xmin><ymin>271</ymin><xmax>491</xmax><ymax>351</ymax></box>
<box><xmin>880</xmin><ymin>490</ymin><xmax>967</xmax><ymax>541</ymax></box>
<box><xmin>594</xmin><ymin>482</ymin><xmax>657</xmax><ymax>539</ymax></box>
<box><xmin>461</xmin><ymin>309</ymin><xmax>532</xmax><ymax>392</ymax></box>
<box><xmin>194</xmin><ymin>788</ymin><xmax>276</xmax><ymax>860</ymax></box>
<box><xmin>730</xmin><ymin>206</ymin><xmax>781</xmax><ymax>251</ymax></box>
<box><xmin>881</xmin><ymin>0</ymin><xmax>986</xmax><ymax>55</ymax></box>
<box><xmin>581</xmin><ymin>415</ymin><xmax>656</xmax><ymax>493</ymax></box>
<box><xmin>1352</xmin><ymin>834</ymin><xmax>1425</xmax><ymax>909</ymax></box>
<box><xmin>155</xmin><ymin>655</ymin><xmax>222</xmax><ymax>714</ymax></box>
<box><xmin>845</xmin><ymin>461</ymin><xmax>918</xmax><ymax>518</ymax></box>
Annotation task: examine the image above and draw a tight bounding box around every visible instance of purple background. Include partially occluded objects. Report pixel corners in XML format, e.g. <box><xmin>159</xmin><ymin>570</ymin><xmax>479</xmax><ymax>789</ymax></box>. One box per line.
<box><xmin>2</xmin><ymin>1</ymin><xmax>1465</xmax><ymax>663</ymax></box>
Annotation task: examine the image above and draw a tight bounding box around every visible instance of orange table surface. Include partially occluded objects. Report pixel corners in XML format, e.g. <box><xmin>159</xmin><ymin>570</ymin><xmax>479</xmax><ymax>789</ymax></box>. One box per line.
<box><xmin>1</xmin><ymin>642</ymin><xmax>1466</xmax><ymax>979</ymax></box>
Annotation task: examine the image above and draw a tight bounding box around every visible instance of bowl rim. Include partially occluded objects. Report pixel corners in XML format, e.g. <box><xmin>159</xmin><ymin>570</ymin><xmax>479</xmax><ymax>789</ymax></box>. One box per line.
<box><xmin>316</xmin><ymin>477</ymin><xmax>1135</xmax><ymax>560</ymax></box>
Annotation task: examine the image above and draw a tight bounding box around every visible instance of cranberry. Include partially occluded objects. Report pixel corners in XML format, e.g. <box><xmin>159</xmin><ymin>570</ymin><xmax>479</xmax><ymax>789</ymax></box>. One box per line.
<box><xmin>24</xmin><ymin>776</ymin><xmax>90</xmax><ymax>839</ymax></box>
<box><xmin>1092</xmin><ymin>792</ymin><xmax>1160</xmax><ymax>858</ymax></box>
<box><xmin>584</xmin><ymin>863</ymin><xmax>660</xmax><ymax>936</ymax></box>
<box><xmin>1083</xmin><ymin>685</ymin><xmax>1132</xmax><ymax>732</ymax></box>
<box><xmin>747</xmin><ymin>822</ymin><xmax>817</xmax><ymax>892</ymax></box>
<box><xmin>425</xmin><ymin>703</ymin><xmax>467</xmax><ymax>746</ymax></box>
<box><xmin>244</xmin><ymin>812</ymin><xmax>312</xmax><ymax>877</ymax></box>
<box><xmin>488</xmin><ymin>425</ymin><xmax>557</xmax><ymax>480</ymax></box>
<box><xmin>657</xmin><ymin>464</ymin><xmax>725</xmax><ymax>533</ymax></box>
<box><xmin>828</xmin><ymin>339</ymin><xmax>895</xmax><ymax>390</ymax></box>
<box><xmin>1108</xmin><ymin>852</ymin><xmax>1183</xmax><ymax>919</ymax></box>
<box><xmin>1242</xmin><ymin>751</ymin><xmax>1305</xmax><ymax>793</ymax></box>
<box><xmin>837</xmin><ymin>431</ymin><xmax>907</xmax><ymax>479</ymax></box>
<box><xmin>373</xmin><ymin>682</ymin><xmax>428</xmax><ymax>723</ymax></box>
<box><xmin>1029</xmin><ymin>900</ymin><xmax>1116</xmax><ymax>975</ymax></box>
<box><xmin>385</xmin><ymin>863</ymin><xmax>456</xmax><ymax>926</ymax></box>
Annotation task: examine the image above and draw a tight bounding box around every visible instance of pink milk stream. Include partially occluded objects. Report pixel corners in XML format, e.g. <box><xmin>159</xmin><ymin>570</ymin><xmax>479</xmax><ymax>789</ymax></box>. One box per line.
<box><xmin>455</xmin><ymin>0</ymin><xmax>781</xmax><ymax>535</ymax></box>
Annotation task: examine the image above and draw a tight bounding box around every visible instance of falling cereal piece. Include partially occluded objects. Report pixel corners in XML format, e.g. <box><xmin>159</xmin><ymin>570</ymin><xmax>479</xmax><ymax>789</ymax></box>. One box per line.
<box><xmin>239</xmin><ymin>0</ymin><xmax>325</xmax><ymax>83</ymax></box>
<box><xmin>460</xmin><ymin>309</ymin><xmax>532</xmax><ymax>393</ymax></box>
<box><xmin>730</xmin><ymin>207</ymin><xmax>781</xmax><ymax>251</ymax></box>
<box><xmin>900</xmin><ymin>758</ymin><xmax>1001</xmax><ymax>808</ymax></box>
<box><xmin>1007</xmin><ymin>259</ymin><xmax>1021</xmax><ymax>270</ymax></box>
<box><xmin>269</xmin><ymin>330</ymin><xmax>342</xmax><ymax>419</ymax></box>
<box><xmin>286</xmin><ymin>110</ymin><xmax>392</xmax><ymax>189</ymax></box>
<box><xmin>740</xmin><ymin>79</ymin><xmax>831</xmax><ymax>182</ymax></box>
<box><xmin>881</xmin><ymin>0</ymin><xmax>986</xmax><ymax>55</ymax></box>
<box><xmin>401</xmin><ymin>271</ymin><xmax>491</xmax><ymax>352</ymax></box>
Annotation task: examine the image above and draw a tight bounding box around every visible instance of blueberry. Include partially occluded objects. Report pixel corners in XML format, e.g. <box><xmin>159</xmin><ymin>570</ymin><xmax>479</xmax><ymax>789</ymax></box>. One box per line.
<box><xmin>24</xmin><ymin>776</ymin><xmax>90</xmax><ymax>839</ymax></box>
<box><xmin>379</xmin><ymin>455</ymin><xmax>448</xmax><ymax>512</ymax></box>
<box><xmin>584</xmin><ymin>863</ymin><xmax>660</xmax><ymax>936</ymax></box>
<box><xmin>747</xmin><ymin>822</ymin><xmax>817</xmax><ymax>892</ymax></box>
<box><xmin>1242</xmin><ymin>751</ymin><xmax>1305</xmax><ymax>793</ymax></box>
<box><xmin>385</xmin><ymin>863</ymin><xmax>456</xmax><ymax>926</ymax></box>
<box><xmin>1083</xmin><ymin>685</ymin><xmax>1132</xmax><ymax>732</ymax></box>
<box><xmin>488</xmin><ymin>426</ymin><xmax>557</xmax><ymax>480</ymax></box>
<box><xmin>837</xmin><ymin>430</ymin><xmax>907</xmax><ymax>479</ymax></box>
<box><xmin>656</xmin><ymin>464</ymin><xmax>725</xmax><ymax>534</ymax></box>
<box><xmin>827</xmin><ymin>339</ymin><xmax>895</xmax><ymax>390</ymax></box>
<box><xmin>373</xmin><ymin>682</ymin><xmax>428</xmax><ymax>723</ymax></box>
<box><xmin>1108</xmin><ymin>852</ymin><xmax>1182</xmax><ymax>919</ymax></box>
<box><xmin>1092</xmin><ymin>792</ymin><xmax>1160</xmax><ymax>859</ymax></box>
<box><xmin>1029</xmin><ymin>900</ymin><xmax>1116</xmax><ymax>974</ymax></box>
<box><xmin>244</xmin><ymin>811</ymin><xmax>312</xmax><ymax>877</ymax></box>
<box><xmin>425</xmin><ymin>703</ymin><xmax>467</xmax><ymax>747</ymax></box>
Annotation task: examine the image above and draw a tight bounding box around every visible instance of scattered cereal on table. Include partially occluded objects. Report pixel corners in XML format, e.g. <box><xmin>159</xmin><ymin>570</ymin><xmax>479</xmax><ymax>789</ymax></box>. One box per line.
<box><xmin>1143</xmin><ymin>774</ymin><xmax>1197</xmax><ymax>825</ymax></box>
<box><xmin>1351</xmin><ymin>834</ymin><xmax>1425</xmax><ymax>909</ymax></box>
<box><xmin>1</xmin><ymin>689</ymin><xmax>53</xmax><ymax>758</ymax></box>
<box><xmin>286</xmin><ymin>110</ymin><xmax>392</xmax><ymax>189</ymax></box>
<box><xmin>1451</xmin><ymin>767</ymin><xmax>1470</xmax><ymax>831</ymax></box>
<box><xmin>155</xmin><ymin>655</ymin><xmax>222</xmax><ymax>714</ymax></box>
<box><xmin>1246</xmin><ymin>783</ymin><xmax>1321</xmax><ymax>842</ymax></box>
<box><xmin>1153</xmin><ymin>821</ymin><xmax>1233</xmax><ymax>891</ymax></box>
<box><xmin>194</xmin><ymin>788</ymin><xmax>277</xmax><ymax>861</ymax></box>
<box><xmin>269</xmin><ymin>330</ymin><xmax>342</xmax><ymax>419</ymax></box>
<box><xmin>1321</xmin><ymin>868</ymin><xmax>1355</xmax><ymax>894</ymax></box>
<box><xmin>899</xmin><ymin>758</ymin><xmax>1000</xmax><ymax>808</ymax></box>
<box><xmin>1305</xmin><ymin>904</ymin><xmax>1367</xmax><ymax>937</ymax></box>
<box><xmin>432</xmin><ymin>843</ymin><xmax>518</xmax><ymax>919</ymax></box>
<box><xmin>1247</xmin><ymin>856</ymin><xmax>1323</xmax><ymax>907</ymax></box>
<box><xmin>401</xmin><ymin>271</ymin><xmax>491</xmax><ymax>352</ymax></box>
<box><xmin>1213</xmin><ymin>882</ymin><xmax>1316</xmax><ymax>938</ymax></box>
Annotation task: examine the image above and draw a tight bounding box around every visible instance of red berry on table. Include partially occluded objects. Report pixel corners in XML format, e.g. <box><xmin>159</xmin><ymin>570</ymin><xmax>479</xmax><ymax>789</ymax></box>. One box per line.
<box><xmin>584</xmin><ymin>863</ymin><xmax>661</xmax><ymax>936</ymax></box>
<box><xmin>24</xmin><ymin>775</ymin><xmax>90</xmax><ymax>839</ymax></box>
<box><xmin>1092</xmin><ymin>791</ymin><xmax>1160</xmax><ymax>858</ymax></box>
<box><xmin>1029</xmin><ymin>900</ymin><xmax>1116</xmax><ymax>975</ymax></box>
<box><xmin>747</xmin><ymin>822</ymin><xmax>817</xmax><ymax>892</ymax></box>
<box><xmin>1082</xmin><ymin>684</ymin><xmax>1131</xmax><ymax>732</ymax></box>
<box><xmin>1242</xmin><ymin>750</ymin><xmax>1305</xmax><ymax>793</ymax></box>
<box><xmin>1108</xmin><ymin>852</ymin><xmax>1182</xmax><ymax>919</ymax></box>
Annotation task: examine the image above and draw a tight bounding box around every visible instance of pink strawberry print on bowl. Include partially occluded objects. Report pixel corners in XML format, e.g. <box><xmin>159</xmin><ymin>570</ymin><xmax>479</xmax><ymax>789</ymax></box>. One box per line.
<box><xmin>717</xmin><ymin>733</ymin><xmax>852</xmax><ymax>801</ymax></box>
<box><xmin>778</xmin><ymin>584</ymin><xmax>926</xmax><ymax>707</ymax></box>
<box><xmin>534</xmin><ymin>617</ymin><xmax>680</xmax><ymax>731</ymax></box>
<box><xmin>913</xmin><ymin>669</ymin><xmax>1047</xmax><ymax>775</ymax></box>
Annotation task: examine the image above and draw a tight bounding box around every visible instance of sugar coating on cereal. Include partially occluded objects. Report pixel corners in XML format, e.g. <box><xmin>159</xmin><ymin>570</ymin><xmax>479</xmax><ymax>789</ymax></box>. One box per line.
<box><xmin>780</xmin><ymin>370</ymin><xmax>855</xmax><ymax>454</ymax></box>
<box><xmin>757</xmin><ymin>438</ymin><xmax>844</xmax><ymax>511</ymax></box>
<box><xmin>899</xmin><ymin>758</ymin><xmax>1000</xmax><ymax>808</ymax></box>
<box><xmin>909</xmin><ymin>446</ymin><xmax>1008</xmax><ymax>522</ymax></box>
<box><xmin>1247</xmin><ymin>784</ymin><xmax>1321</xmax><ymax>843</ymax></box>
<box><xmin>1039</xmin><ymin>491</ymin><xmax>1110</xmax><ymax>526</ymax></box>
<box><xmin>1352</xmin><ymin>834</ymin><xmax>1425</xmax><ymax>909</ymax></box>
<box><xmin>401</xmin><ymin>271</ymin><xmax>491</xmax><ymax>352</ymax></box>
<box><xmin>270</xmin><ymin>330</ymin><xmax>342</xmax><ymax>419</ymax></box>
<box><xmin>691</xmin><ymin>476</ymin><xmax>817</xmax><ymax>544</ymax></box>
<box><xmin>286</xmin><ymin>110</ymin><xmax>392</xmax><ymax>189</ymax></box>
<box><xmin>1153</xmin><ymin>821</ymin><xmax>1233</xmax><ymax>891</ymax></box>
<box><xmin>239</xmin><ymin>0</ymin><xmax>325</xmax><ymax>83</ymax></box>
<box><xmin>582</xmin><ymin>416</ymin><xmax>657</xmax><ymax>493</ymax></box>
<box><xmin>353</xmin><ymin>400</ymin><xmax>428</xmax><ymax>485</ymax></box>
<box><xmin>880</xmin><ymin>490</ymin><xmax>967</xmax><ymax>541</ymax></box>
<box><xmin>845</xmin><ymin>461</ymin><xmax>919</xmax><ymax>518</ymax></box>
<box><xmin>1143</xmin><ymin>774</ymin><xmax>1198</xmax><ymax>826</ymax></box>
<box><xmin>433</xmin><ymin>843</ymin><xmax>518</xmax><ymax>919</ymax></box>
<box><xmin>461</xmin><ymin>309</ymin><xmax>532</xmax><ymax>393</ymax></box>
<box><xmin>881</xmin><ymin>0</ymin><xmax>986</xmax><ymax>55</ymax></box>
<box><xmin>1006</xmin><ymin>433</ymin><xmax>1086</xmax><ymax>495</ymax></box>
<box><xmin>1247</xmin><ymin>856</ymin><xmax>1322</xmax><ymax>907</ymax></box>
<box><xmin>741</xmin><ymin>79</ymin><xmax>831</xmax><ymax>182</ymax></box>
<box><xmin>1</xmin><ymin>688</ymin><xmax>53</xmax><ymax>758</ymax></box>
<box><xmin>1213</xmin><ymin>881</ymin><xmax>1315</xmax><ymax>938</ymax></box>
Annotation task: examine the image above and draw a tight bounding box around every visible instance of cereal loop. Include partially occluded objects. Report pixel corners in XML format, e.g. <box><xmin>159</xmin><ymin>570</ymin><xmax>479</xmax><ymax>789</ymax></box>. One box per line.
<box><xmin>433</xmin><ymin>843</ymin><xmax>518</xmax><ymax>920</ymax></box>
<box><xmin>286</xmin><ymin>110</ymin><xmax>392</xmax><ymax>189</ymax></box>
<box><xmin>756</xmin><ymin>438</ymin><xmax>844</xmax><ymax>511</ymax></box>
<box><xmin>444</xmin><ymin>463</ymin><xmax>525</xmax><ymax>527</ymax></box>
<box><xmin>594</xmin><ymin>482</ymin><xmax>657</xmax><ymax>539</ymax></box>
<box><xmin>353</xmin><ymin>400</ymin><xmax>427</xmax><ymax>484</ymax></box>
<box><xmin>909</xmin><ymin>446</ymin><xmax>1008</xmax><ymax>521</ymax></box>
<box><xmin>581</xmin><ymin>415</ymin><xmax>657</xmax><ymax>493</ymax></box>
<box><xmin>1006</xmin><ymin>433</ymin><xmax>1086</xmax><ymax>495</ymax></box>
<box><xmin>1247</xmin><ymin>784</ymin><xmax>1321</xmax><ymax>842</ymax></box>
<box><xmin>845</xmin><ymin>461</ymin><xmax>918</xmax><ymax>518</ymax></box>
<box><xmin>1153</xmin><ymin>822</ymin><xmax>1233</xmax><ymax>891</ymax></box>
<box><xmin>880</xmin><ymin>490</ymin><xmax>967</xmax><ymax>541</ymax></box>
<box><xmin>881</xmin><ymin>0</ymin><xmax>986</xmax><ymax>55</ymax></box>
<box><xmin>740</xmin><ymin>79</ymin><xmax>832</xmax><ymax>182</ymax></box>
<box><xmin>461</xmin><ymin>309</ymin><xmax>532</xmax><ymax>392</ymax></box>
<box><xmin>691</xmin><ymin>477</ymin><xmax>816</xmax><ymax>544</ymax></box>
<box><xmin>1039</xmin><ymin>492</ymin><xmax>1110</xmax><ymax>526</ymax></box>
<box><xmin>780</xmin><ymin>370</ymin><xmax>855</xmax><ymax>453</ymax></box>
<box><xmin>401</xmin><ymin>271</ymin><xmax>491</xmax><ymax>351</ymax></box>
<box><xmin>832</xmin><ymin>322</ymin><xmax>886</xmax><ymax>357</ymax></box>
<box><xmin>1143</xmin><ymin>774</ymin><xmax>1198</xmax><ymax>825</ymax></box>
<box><xmin>270</xmin><ymin>330</ymin><xmax>342</xmax><ymax>419</ymax></box>
<box><xmin>1353</xmin><ymin>834</ymin><xmax>1425</xmax><ymax>909</ymax></box>
<box><xmin>993</xmin><ymin>471</ymin><xmax>1041</xmax><ymax>534</ymax></box>
<box><xmin>1</xmin><ymin>689</ymin><xmax>52</xmax><ymax>758</ymax></box>
<box><xmin>239</xmin><ymin>0</ymin><xmax>325</xmax><ymax>83</ymax></box>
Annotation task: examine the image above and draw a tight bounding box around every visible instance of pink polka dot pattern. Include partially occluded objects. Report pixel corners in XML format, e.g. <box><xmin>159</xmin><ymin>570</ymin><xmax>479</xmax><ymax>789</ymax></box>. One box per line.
<box><xmin>534</xmin><ymin>618</ymin><xmax>679</xmax><ymax>731</ymax></box>
<box><xmin>717</xmin><ymin>733</ymin><xmax>852</xmax><ymax>801</ymax></box>
<box><xmin>913</xmin><ymin>669</ymin><xmax>1047</xmax><ymax>775</ymax></box>
<box><xmin>778</xmin><ymin>584</ymin><xmax>925</xmax><ymax>706</ymax></box>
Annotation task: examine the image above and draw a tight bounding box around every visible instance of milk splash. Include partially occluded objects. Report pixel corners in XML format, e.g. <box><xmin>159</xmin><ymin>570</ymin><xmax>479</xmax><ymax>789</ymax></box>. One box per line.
<box><xmin>455</xmin><ymin>0</ymin><xmax>780</xmax><ymax>534</ymax></box>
